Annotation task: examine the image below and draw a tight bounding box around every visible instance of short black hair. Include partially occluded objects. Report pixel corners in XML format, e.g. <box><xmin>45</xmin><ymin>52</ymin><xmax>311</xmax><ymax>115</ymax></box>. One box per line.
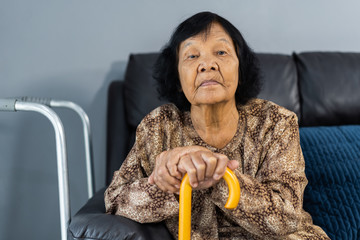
<box><xmin>153</xmin><ymin>11</ymin><xmax>261</xmax><ymax>111</ymax></box>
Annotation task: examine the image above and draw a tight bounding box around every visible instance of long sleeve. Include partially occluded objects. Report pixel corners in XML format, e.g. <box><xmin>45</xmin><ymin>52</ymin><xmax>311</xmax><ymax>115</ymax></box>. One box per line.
<box><xmin>104</xmin><ymin>108</ymin><xmax>179</xmax><ymax>223</ymax></box>
<box><xmin>209</xmin><ymin>113</ymin><xmax>329</xmax><ymax>239</ymax></box>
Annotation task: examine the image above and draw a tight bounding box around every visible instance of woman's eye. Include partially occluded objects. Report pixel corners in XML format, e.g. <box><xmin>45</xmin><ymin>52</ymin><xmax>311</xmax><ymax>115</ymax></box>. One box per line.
<box><xmin>188</xmin><ymin>55</ymin><xmax>197</xmax><ymax>59</ymax></box>
<box><xmin>217</xmin><ymin>50</ymin><xmax>227</xmax><ymax>56</ymax></box>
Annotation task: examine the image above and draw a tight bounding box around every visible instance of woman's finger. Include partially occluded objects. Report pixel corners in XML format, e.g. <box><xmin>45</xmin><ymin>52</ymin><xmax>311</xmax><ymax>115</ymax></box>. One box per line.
<box><xmin>201</xmin><ymin>151</ymin><xmax>218</xmax><ymax>178</ymax></box>
<box><xmin>154</xmin><ymin>174</ymin><xmax>179</xmax><ymax>193</ymax></box>
<box><xmin>190</xmin><ymin>152</ymin><xmax>207</xmax><ymax>182</ymax></box>
<box><xmin>212</xmin><ymin>153</ymin><xmax>229</xmax><ymax>180</ymax></box>
<box><xmin>148</xmin><ymin>172</ymin><xmax>155</xmax><ymax>184</ymax></box>
<box><xmin>166</xmin><ymin>152</ymin><xmax>182</xmax><ymax>179</ymax></box>
<box><xmin>155</xmin><ymin>164</ymin><xmax>181</xmax><ymax>188</ymax></box>
<box><xmin>227</xmin><ymin>159</ymin><xmax>239</xmax><ymax>170</ymax></box>
<box><xmin>178</xmin><ymin>154</ymin><xmax>198</xmax><ymax>188</ymax></box>
<box><xmin>151</xmin><ymin>151</ymin><xmax>182</xmax><ymax>192</ymax></box>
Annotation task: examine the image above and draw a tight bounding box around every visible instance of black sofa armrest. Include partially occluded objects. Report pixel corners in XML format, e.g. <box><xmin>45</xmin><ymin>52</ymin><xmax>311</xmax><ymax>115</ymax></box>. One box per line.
<box><xmin>106</xmin><ymin>81</ymin><xmax>132</xmax><ymax>185</ymax></box>
<box><xmin>68</xmin><ymin>187</ymin><xmax>174</xmax><ymax>240</ymax></box>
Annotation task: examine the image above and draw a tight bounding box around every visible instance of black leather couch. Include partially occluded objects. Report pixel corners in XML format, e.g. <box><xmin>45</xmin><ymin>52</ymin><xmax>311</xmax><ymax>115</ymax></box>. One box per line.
<box><xmin>68</xmin><ymin>52</ymin><xmax>360</xmax><ymax>240</ymax></box>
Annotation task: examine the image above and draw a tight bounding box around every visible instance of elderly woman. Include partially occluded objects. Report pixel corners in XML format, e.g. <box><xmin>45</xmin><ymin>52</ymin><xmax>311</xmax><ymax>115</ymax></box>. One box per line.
<box><xmin>105</xmin><ymin>12</ymin><xmax>329</xmax><ymax>239</ymax></box>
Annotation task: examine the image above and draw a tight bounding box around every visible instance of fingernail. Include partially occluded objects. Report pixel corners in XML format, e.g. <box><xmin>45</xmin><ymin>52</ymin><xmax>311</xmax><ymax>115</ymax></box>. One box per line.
<box><xmin>213</xmin><ymin>174</ymin><xmax>221</xmax><ymax>180</ymax></box>
<box><xmin>175</xmin><ymin>184</ymin><xmax>180</xmax><ymax>189</ymax></box>
<box><xmin>192</xmin><ymin>183</ymin><xmax>198</xmax><ymax>188</ymax></box>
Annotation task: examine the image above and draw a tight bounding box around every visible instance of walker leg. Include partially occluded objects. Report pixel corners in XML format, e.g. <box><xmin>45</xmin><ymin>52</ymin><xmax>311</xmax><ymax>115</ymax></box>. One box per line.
<box><xmin>0</xmin><ymin>99</ymin><xmax>70</xmax><ymax>240</ymax></box>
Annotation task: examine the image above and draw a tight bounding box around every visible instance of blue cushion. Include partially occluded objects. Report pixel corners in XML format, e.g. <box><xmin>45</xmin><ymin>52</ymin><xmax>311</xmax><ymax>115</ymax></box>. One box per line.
<box><xmin>300</xmin><ymin>125</ymin><xmax>360</xmax><ymax>239</ymax></box>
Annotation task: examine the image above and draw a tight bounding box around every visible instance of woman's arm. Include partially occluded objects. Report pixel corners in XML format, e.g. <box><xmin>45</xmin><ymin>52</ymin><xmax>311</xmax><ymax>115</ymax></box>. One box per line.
<box><xmin>209</xmin><ymin>114</ymin><xmax>314</xmax><ymax>237</ymax></box>
<box><xmin>104</xmin><ymin>119</ymin><xmax>179</xmax><ymax>223</ymax></box>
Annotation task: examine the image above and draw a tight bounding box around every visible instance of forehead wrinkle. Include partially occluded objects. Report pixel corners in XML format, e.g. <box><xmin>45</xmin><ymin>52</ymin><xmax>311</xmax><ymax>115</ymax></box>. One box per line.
<box><xmin>182</xmin><ymin>36</ymin><xmax>231</xmax><ymax>49</ymax></box>
<box><xmin>218</xmin><ymin>38</ymin><xmax>230</xmax><ymax>43</ymax></box>
<box><xmin>180</xmin><ymin>27</ymin><xmax>233</xmax><ymax>52</ymax></box>
<box><xmin>183</xmin><ymin>41</ymin><xmax>193</xmax><ymax>49</ymax></box>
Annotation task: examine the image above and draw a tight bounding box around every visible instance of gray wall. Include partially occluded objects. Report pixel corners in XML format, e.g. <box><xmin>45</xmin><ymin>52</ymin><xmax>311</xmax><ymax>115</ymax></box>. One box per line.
<box><xmin>1</xmin><ymin>0</ymin><xmax>359</xmax><ymax>239</ymax></box>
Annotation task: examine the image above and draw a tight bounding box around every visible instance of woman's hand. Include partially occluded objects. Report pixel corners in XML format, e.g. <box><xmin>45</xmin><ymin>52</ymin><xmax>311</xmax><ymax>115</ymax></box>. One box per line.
<box><xmin>177</xmin><ymin>151</ymin><xmax>238</xmax><ymax>191</ymax></box>
<box><xmin>148</xmin><ymin>146</ymin><xmax>239</xmax><ymax>193</ymax></box>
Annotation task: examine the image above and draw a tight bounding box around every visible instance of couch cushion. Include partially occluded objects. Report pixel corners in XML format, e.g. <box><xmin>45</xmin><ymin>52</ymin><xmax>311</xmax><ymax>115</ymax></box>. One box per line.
<box><xmin>124</xmin><ymin>53</ymin><xmax>300</xmax><ymax>128</ymax></box>
<box><xmin>295</xmin><ymin>52</ymin><xmax>360</xmax><ymax>126</ymax></box>
<box><xmin>300</xmin><ymin>125</ymin><xmax>360</xmax><ymax>239</ymax></box>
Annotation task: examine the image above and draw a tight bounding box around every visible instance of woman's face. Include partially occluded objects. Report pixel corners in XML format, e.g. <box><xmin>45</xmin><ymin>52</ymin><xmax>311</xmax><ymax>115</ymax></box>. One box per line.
<box><xmin>178</xmin><ymin>22</ymin><xmax>239</xmax><ymax>107</ymax></box>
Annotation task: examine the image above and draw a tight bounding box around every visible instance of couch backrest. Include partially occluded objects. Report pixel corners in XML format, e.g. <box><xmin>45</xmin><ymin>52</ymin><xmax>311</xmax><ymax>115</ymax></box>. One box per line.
<box><xmin>295</xmin><ymin>52</ymin><xmax>360</xmax><ymax>126</ymax></box>
<box><xmin>123</xmin><ymin>52</ymin><xmax>360</xmax><ymax>127</ymax></box>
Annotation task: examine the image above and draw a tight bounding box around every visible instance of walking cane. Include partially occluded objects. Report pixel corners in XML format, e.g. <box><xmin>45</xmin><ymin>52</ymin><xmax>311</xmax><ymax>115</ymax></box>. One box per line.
<box><xmin>179</xmin><ymin>167</ymin><xmax>240</xmax><ymax>240</ymax></box>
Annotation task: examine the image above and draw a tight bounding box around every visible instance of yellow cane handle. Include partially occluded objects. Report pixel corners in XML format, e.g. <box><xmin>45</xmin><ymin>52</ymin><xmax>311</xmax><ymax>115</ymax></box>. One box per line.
<box><xmin>222</xmin><ymin>168</ymin><xmax>241</xmax><ymax>209</ymax></box>
<box><xmin>178</xmin><ymin>167</ymin><xmax>240</xmax><ymax>240</ymax></box>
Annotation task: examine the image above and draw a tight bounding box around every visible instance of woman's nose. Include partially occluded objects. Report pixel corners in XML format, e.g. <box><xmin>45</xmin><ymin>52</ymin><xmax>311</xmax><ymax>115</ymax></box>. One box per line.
<box><xmin>198</xmin><ymin>57</ymin><xmax>218</xmax><ymax>72</ymax></box>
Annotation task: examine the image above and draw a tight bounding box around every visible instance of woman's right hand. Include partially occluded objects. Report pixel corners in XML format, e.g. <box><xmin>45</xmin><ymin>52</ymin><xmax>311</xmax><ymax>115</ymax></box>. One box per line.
<box><xmin>148</xmin><ymin>146</ymin><xmax>238</xmax><ymax>193</ymax></box>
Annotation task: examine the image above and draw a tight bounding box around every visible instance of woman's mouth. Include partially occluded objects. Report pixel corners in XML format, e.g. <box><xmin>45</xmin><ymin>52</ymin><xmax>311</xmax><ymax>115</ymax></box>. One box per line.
<box><xmin>200</xmin><ymin>80</ymin><xmax>219</xmax><ymax>87</ymax></box>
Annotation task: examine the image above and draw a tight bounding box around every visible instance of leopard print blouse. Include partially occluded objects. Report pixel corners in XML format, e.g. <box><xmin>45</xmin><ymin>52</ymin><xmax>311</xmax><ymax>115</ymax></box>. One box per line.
<box><xmin>105</xmin><ymin>99</ymin><xmax>330</xmax><ymax>240</ymax></box>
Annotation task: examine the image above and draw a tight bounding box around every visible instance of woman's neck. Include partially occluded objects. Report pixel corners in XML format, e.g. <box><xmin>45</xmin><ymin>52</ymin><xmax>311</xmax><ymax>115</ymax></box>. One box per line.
<box><xmin>190</xmin><ymin>101</ymin><xmax>239</xmax><ymax>149</ymax></box>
